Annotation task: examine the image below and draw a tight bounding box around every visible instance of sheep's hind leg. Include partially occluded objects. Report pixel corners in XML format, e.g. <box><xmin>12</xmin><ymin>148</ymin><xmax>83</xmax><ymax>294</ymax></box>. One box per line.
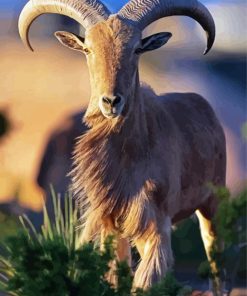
<box><xmin>196</xmin><ymin>199</ymin><xmax>225</xmax><ymax>296</ymax></box>
<box><xmin>134</xmin><ymin>217</ymin><xmax>173</xmax><ymax>290</ymax></box>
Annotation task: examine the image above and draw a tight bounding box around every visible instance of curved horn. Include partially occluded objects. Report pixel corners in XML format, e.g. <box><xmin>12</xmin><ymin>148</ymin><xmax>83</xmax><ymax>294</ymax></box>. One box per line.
<box><xmin>118</xmin><ymin>0</ymin><xmax>215</xmax><ymax>54</ymax></box>
<box><xmin>19</xmin><ymin>0</ymin><xmax>110</xmax><ymax>51</ymax></box>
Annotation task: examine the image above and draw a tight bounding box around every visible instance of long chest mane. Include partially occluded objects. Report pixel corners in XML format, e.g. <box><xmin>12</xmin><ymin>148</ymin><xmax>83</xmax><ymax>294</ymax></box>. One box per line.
<box><xmin>71</xmin><ymin>117</ymin><xmax>150</xmax><ymax>220</ymax></box>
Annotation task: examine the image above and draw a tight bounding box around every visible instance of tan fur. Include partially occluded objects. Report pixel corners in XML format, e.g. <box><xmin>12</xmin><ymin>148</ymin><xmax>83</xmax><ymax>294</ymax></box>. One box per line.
<box><xmin>70</xmin><ymin>16</ymin><xmax>226</xmax><ymax>289</ymax></box>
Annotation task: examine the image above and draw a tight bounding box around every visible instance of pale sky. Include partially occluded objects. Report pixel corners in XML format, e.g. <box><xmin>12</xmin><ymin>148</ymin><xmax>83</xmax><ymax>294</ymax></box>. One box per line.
<box><xmin>0</xmin><ymin>1</ymin><xmax>240</xmax><ymax>11</ymax></box>
<box><xmin>0</xmin><ymin>0</ymin><xmax>128</xmax><ymax>11</ymax></box>
<box><xmin>102</xmin><ymin>0</ymin><xmax>127</xmax><ymax>12</ymax></box>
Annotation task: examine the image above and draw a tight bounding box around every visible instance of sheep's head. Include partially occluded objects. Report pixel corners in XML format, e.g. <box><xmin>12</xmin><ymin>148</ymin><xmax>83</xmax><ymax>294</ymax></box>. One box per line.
<box><xmin>54</xmin><ymin>16</ymin><xmax>172</xmax><ymax>119</ymax></box>
<box><xmin>18</xmin><ymin>0</ymin><xmax>215</xmax><ymax>121</ymax></box>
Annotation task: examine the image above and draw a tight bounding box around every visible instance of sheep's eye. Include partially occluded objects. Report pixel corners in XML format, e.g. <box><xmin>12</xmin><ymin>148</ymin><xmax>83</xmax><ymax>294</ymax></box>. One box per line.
<box><xmin>83</xmin><ymin>48</ymin><xmax>91</xmax><ymax>55</ymax></box>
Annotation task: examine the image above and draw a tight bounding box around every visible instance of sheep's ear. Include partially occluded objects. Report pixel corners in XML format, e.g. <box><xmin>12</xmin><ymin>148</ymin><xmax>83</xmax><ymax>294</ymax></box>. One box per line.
<box><xmin>136</xmin><ymin>32</ymin><xmax>172</xmax><ymax>54</ymax></box>
<box><xmin>54</xmin><ymin>31</ymin><xmax>88</xmax><ymax>53</ymax></box>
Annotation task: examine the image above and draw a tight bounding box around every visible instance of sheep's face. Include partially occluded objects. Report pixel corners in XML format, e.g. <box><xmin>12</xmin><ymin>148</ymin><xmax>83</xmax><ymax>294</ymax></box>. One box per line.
<box><xmin>85</xmin><ymin>16</ymin><xmax>141</xmax><ymax>119</ymax></box>
<box><xmin>55</xmin><ymin>16</ymin><xmax>171</xmax><ymax>120</ymax></box>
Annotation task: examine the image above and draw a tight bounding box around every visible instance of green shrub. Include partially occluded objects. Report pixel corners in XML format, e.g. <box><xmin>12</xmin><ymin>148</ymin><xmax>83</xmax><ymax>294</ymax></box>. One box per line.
<box><xmin>0</xmin><ymin>211</ymin><xmax>20</xmax><ymax>243</ymax></box>
<box><xmin>198</xmin><ymin>186</ymin><xmax>247</xmax><ymax>289</ymax></box>
<box><xmin>0</xmin><ymin>191</ymin><xmax>192</xmax><ymax>296</ymax></box>
<box><xmin>3</xmin><ymin>186</ymin><xmax>245</xmax><ymax>295</ymax></box>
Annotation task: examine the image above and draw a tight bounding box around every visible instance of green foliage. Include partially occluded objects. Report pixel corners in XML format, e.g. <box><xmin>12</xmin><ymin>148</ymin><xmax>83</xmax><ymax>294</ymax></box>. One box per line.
<box><xmin>214</xmin><ymin>187</ymin><xmax>246</xmax><ymax>246</ymax></box>
<box><xmin>2</xmin><ymin>232</ymin><xmax>117</xmax><ymax>296</ymax></box>
<box><xmin>0</xmin><ymin>190</ymin><xmax>192</xmax><ymax>296</ymax></box>
<box><xmin>116</xmin><ymin>261</ymin><xmax>133</xmax><ymax>296</ymax></box>
<box><xmin>1</xmin><ymin>186</ymin><xmax>246</xmax><ymax>295</ymax></box>
<box><xmin>0</xmin><ymin>212</ymin><xmax>20</xmax><ymax>243</ymax></box>
<box><xmin>172</xmin><ymin>218</ymin><xmax>206</xmax><ymax>264</ymax></box>
<box><xmin>197</xmin><ymin>261</ymin><xmax>212</xmax><ymax>280</ymax></box>
<box><xmin>135</xmin><ymin>273</ymin><xmax>192</xmax><ymax>296</ymax></box>
<box><xmin>198</xmin><ymin>186</ymin><xmax>247</xmax><ymax>284</ymax></box>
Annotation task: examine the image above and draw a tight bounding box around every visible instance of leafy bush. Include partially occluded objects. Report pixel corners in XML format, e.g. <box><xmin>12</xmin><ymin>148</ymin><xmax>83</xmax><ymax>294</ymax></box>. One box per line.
<box><xmin>1</xmin><ymin>232</ymin><xmax>124</xmax><ymax>296</ymax></box>
<box><xmin>198</xmin><ymin>187</ymin><xmax>247</xmax><ymax>292</ymax></box>
<box><xmin>0</xmin><ymin>192</ymin><xmax>192</xmax><ymax>296</ymax></box>
<box><xmin>0</xmin><ymin>211</ymin><xmax>20</xmax><ymax>243</ymax></box>
<box><xmin>2</xmin><ymin>186</ymin><xmax>245</xmax><ymax>295</ymax></box>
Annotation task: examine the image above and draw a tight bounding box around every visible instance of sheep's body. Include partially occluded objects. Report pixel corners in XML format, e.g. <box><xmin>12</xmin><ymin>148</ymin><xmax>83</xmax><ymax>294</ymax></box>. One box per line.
<box><xmin>19</xmin><ymin>0</ymin><xmax>223</xmax><ymax>290</ymax></box>
<box><xmin>72</xmin><ymin>86</ymin><xmax>226</xmax><ymax>287</ymax></box>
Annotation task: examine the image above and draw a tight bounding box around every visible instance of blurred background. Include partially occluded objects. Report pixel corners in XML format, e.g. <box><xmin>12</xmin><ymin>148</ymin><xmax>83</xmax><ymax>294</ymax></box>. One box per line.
<box><xmin>0</xmin><ymin>0</ymin><xmax>246</xmax><ymax>293</ymax></box>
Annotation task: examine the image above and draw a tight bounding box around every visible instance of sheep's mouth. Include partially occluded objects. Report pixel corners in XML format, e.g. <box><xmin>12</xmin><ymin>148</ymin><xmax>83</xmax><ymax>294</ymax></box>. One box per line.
<box><xmin>101</xmin><ymin>105</ymin><xmax>125</xmax><ymax>119</ymax></box>
<box><xmin>102</xmin><ymin>112</ymin><xmax>119</xmax><ymax>119</ymax></box>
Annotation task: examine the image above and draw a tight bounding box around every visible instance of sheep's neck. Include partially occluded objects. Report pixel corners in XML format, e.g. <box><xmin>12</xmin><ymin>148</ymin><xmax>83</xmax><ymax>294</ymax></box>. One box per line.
<box><xmin>71</xmin><ymin>74</ymin><xmax>150</xmax><ymax>224</ymax></box>
<box><xmin>121</xmin><ymin>74</ymin><xmax>148</xmax><ymax>142</ymax></box>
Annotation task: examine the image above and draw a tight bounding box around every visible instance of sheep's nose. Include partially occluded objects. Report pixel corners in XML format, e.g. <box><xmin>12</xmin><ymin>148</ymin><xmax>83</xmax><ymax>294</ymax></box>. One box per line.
<box><xmin>101</xmin><ymin>95</ymin><xmax>122</xmax><ymax>107</ymax></box>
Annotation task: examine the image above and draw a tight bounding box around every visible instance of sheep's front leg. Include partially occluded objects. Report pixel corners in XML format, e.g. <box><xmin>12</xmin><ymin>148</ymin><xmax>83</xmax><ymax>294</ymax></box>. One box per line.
<box><xmin>101</xmin><ymin>219</ymin><xmax>132</xmax><ymax>287</ymax></box>
<box><xmin>116</xmin><ymin>237</ymin><xmax>132</xmax><ymax>266</ymax></box>
<box><xmin>78</xmin><ymin>212</ymin><xmax>101</xmax><ymax>247</ymax></box>
<box><xmin>134</xmin><ymin>217</ymin><xmax>173</xmax><ymax>289</ymax></box>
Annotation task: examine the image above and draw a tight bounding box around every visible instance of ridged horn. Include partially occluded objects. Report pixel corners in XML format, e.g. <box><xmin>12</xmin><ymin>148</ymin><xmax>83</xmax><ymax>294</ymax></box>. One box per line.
<box><xmin>18</xmin><ymin>0</ymin><xmax>110</xmax><ymax>51</ymax></box>
<box><xmin>118</xmin><ymin>0</ymin><xmax>215</xmax><ymax>54</ymax></box>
